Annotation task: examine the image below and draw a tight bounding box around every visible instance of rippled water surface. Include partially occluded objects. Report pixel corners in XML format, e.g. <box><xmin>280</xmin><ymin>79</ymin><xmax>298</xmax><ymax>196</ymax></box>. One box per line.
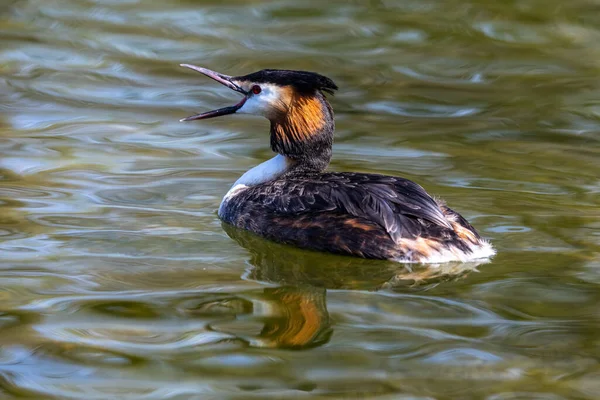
<box><xmin>2</xmin><ymin>0</ymin><xmax>600</xmax><ymax>398</ymax></box>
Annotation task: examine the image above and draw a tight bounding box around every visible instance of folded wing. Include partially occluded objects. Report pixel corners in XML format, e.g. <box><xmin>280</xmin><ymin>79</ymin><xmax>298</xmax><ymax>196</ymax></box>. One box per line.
<box><xmin>234</xmin><ymin>172</ymin><xmax>453</xmax><ymax>243</ymax></box>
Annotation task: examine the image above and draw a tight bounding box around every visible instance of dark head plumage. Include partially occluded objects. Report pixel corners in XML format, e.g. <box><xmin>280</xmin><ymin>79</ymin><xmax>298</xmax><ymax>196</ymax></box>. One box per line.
<box><xmin>234</xmin><ymin>69</ymin><xmax>338</xmax><ymax>95</ymax></box>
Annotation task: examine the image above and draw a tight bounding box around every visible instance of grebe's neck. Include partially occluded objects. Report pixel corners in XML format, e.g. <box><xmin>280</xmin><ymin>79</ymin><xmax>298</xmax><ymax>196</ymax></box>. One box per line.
<box><xmin>219</xmin><ymin>90</ymin><xmax>334</xmax><ymax>217</ymax></box>
<box><xmin>269</xmin><ymin>91</ymin><xmax>334</xmax><ymax>173</ymax></box>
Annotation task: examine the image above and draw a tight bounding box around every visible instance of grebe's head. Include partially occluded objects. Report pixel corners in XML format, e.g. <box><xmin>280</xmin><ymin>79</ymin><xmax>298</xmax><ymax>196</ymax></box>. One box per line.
<box><xmin>180</xmin><ymin>64</ymin><xmax>338</xmax><ymax>171</ymax></box>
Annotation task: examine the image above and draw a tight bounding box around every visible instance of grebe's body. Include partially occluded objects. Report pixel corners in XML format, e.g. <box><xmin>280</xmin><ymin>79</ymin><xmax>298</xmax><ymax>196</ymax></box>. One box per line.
<box><xmin>181</xmin><ymin>65</ymin><xmax>495</xmax><ymax>263</ymax></box>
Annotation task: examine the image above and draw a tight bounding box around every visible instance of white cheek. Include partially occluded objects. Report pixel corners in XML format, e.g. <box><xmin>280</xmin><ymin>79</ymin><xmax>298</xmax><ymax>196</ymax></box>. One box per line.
<box><xmin>237</xmin><ymin>86</ymin><xmax>280</xmax><ymax>116</ymax></box>
<box><xmin>238</xmin><ymin>96</ymin><xmax>263</xmax><ymax>115</ymax></box>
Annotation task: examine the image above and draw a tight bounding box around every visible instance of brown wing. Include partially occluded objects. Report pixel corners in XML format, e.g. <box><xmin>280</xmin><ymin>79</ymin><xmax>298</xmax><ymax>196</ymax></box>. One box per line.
<box><xmin>220</xmin><ymin>172</ymin><xmax>454</xmax><ymax>244</ymax></box>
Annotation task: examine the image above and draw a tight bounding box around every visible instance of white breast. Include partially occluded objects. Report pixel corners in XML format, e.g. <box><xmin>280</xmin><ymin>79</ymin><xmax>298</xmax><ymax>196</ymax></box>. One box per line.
<box><xmin>218</xmin><ymin>154</ymin><xmax>293</xmax><ymax>217</ymax></box>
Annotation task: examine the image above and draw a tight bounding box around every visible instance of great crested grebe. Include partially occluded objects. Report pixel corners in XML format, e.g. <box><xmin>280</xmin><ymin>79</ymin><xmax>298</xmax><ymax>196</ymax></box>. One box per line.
<box><xmin>180</xmin><ymin>64</ymin><xmax>495</xmax><ymax>263</ymax></box>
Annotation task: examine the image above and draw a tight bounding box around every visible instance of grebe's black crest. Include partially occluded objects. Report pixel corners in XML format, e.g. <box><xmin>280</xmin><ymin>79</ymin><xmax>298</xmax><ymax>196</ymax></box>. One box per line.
<box><xmin>235</xmin><ymin>69</ymin><xmax>338</xmax><ymax>95</ymax></box>
<box><xmin>180</xmin><ymin>64</ymin><xmax>496</xmax><ymax>263</ymax></box>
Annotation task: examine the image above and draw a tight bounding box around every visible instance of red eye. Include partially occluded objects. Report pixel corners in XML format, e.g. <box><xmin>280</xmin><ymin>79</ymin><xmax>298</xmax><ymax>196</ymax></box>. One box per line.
<box><xmin>251</xmin><ymin>85</ymin><xmax>261</xmax><ymax>95</ymax></box>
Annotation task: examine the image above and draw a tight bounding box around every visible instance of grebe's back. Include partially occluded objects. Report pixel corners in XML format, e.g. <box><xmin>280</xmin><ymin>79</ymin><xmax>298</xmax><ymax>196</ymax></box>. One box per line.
<box><xmin>180</xmin><ymin>65</ymin><xmax>495</xmax><ymax>263</ymax></box>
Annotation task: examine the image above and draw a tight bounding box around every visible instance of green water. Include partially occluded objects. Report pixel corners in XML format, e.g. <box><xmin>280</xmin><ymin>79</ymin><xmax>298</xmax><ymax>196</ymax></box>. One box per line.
<box><xmin>1</xmin><ymin>0</ymin><xmax>600</xmax><ymax>398</ymax></box>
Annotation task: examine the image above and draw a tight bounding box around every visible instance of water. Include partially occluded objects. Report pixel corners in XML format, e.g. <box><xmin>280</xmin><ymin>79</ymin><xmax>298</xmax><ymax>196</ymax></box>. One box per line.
<box><xmin>1</xmin><ymin>0</ymin><xmax>600</xmax><ymax>398</ymax></box>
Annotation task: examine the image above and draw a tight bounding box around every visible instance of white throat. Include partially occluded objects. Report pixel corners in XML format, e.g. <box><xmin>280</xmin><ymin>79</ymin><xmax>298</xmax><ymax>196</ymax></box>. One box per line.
<box><xmin>218</xmin><ymin>154</ymin><xmax>293</xmax><ymax>216</ymax></box>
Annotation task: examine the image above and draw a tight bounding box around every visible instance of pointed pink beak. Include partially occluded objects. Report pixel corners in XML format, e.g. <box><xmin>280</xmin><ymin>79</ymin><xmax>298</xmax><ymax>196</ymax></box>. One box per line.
<box><xmin>180</xmin><ymin>64</ymin><xmax>247</xmax><ymax>122</ymax></box>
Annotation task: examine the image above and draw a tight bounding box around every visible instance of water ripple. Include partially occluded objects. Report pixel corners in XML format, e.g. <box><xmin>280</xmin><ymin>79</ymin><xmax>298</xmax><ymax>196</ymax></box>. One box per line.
<box><xmin>2</xmin><ymin>0</ymin><xmax>600</xmax><ymax>398</ymax></box>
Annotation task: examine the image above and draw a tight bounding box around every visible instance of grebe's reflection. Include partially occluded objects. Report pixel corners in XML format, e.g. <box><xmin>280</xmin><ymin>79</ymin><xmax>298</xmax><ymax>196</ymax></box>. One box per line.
<box><xmin>212</xmin><ymin>223</ymin><xmax>486</xmax><ymax>350</ymax></box>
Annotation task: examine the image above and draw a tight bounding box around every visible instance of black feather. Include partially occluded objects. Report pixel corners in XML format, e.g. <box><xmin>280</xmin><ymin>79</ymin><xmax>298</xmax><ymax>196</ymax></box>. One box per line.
<box><xmin>220</xmin><ymin>172</ymin><xmax>454</xmax><ymax>245</ymax></box>
<box><xmin>234</xmin><ymin>69</ymin><xmax>338</xmax><ymax>95</ymax></box>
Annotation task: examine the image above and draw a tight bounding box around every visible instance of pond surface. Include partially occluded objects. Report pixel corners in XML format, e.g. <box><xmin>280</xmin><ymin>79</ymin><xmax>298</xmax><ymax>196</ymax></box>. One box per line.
<box><xmin>2</xmin><ymin>0</ymin><xmax>600</xmax><ymax>398</ymax></box>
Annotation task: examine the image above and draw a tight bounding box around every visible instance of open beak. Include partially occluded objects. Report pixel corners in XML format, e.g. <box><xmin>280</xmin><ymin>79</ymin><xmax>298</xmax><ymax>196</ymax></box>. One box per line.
<box><xmin>179</xmin><ymin>64</ymin><xmax>247</xmax><ymax>122</ymax></box>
